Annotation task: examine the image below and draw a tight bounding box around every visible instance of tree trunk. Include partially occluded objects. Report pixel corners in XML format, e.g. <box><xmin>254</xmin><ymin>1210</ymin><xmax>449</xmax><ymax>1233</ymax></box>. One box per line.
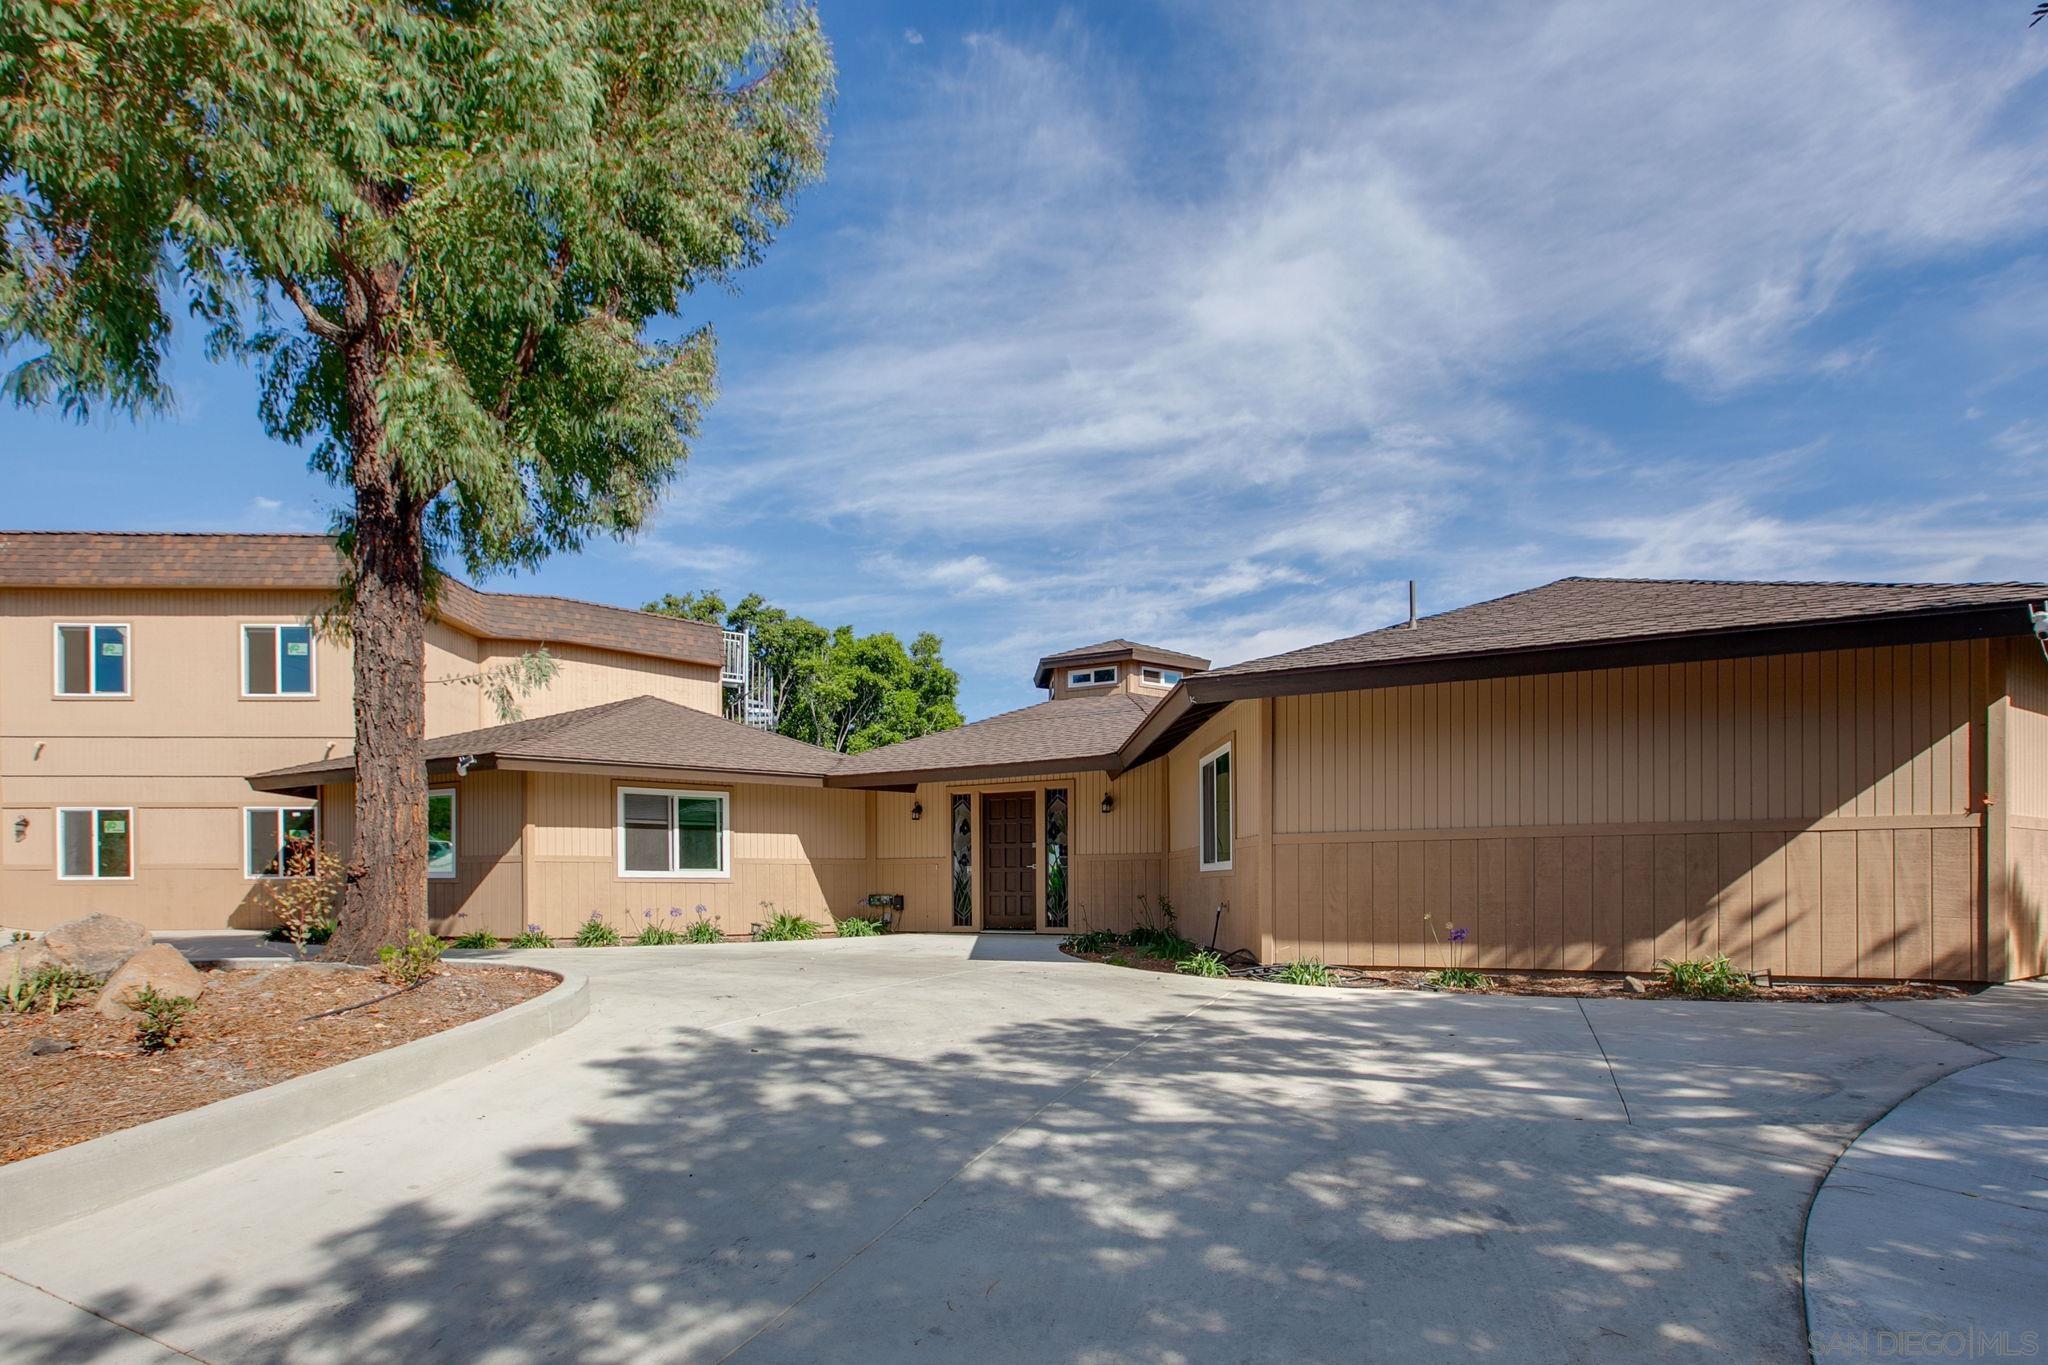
<box><xmin>325</xmin><ymin>253</ymin><xmax>430</xmax><ymax>965</ymax></box>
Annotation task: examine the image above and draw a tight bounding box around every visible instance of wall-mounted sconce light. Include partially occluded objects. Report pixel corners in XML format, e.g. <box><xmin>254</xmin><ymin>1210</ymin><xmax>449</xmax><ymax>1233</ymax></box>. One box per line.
<box><xmin>12</xmin><ymin>816</ymin><xmax>28</xmax><ymax>841</ymax></box>
<box><xmin>910</xmin><ymin>800</ymin><xmax>924</xmax><ymax>821</ymax></box>
<box><xmin>1099</xmin><ymin>793</ymin><xmax>1115</xmax><ymax>815</ymax></box>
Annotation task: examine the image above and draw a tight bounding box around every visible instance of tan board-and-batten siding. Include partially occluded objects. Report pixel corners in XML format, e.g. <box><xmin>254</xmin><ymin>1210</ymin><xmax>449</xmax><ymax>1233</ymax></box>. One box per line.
<box><xmin>1265</xmin><ymin>641</ymin><xmax>1999</xmax><ymax>980</ymax></box>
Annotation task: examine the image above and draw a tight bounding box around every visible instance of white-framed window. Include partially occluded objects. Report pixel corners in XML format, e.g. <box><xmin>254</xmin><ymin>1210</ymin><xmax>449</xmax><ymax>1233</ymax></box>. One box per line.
<box><xmin>427</xmin><ymin>790</ymin><xmax>458</xmax><ymax>880</ymax></box>
<box><xmin>54</xmin><ymin>623</ymin><xmax>130</xmax><ymax>697</ymax></box>
<box><xmin>1140</xmin><ymin>667</ymin><xmax>1183</xmax><ymax>686</ymax></box>
<box><xmin>242</xmin><ymin>624</ymin><xmax>316</xmax><ymax>696</ymax></box>
<box><xmin>617</xmin><ymin>786</ymin><xmax>730</xmax><ymax>879</ymax></box>
<box><xmin>245</xmin><ymin>806</ymin><xmax>318</xmax><ymax>878</ymax></box>
<box><xmin>1199</xmin><ymin>743</ymin><xmax>1233</xmax><ymax>872</ymax></box>
<box><xmin>1068</xmin><ymin>666</ymin><xmax>1117</xmax><ymax>687</ymax></box>
<box><xmin>58</xmin><ymin>807</ymin><xmax>133</xmax><ymax>880</ymax></box>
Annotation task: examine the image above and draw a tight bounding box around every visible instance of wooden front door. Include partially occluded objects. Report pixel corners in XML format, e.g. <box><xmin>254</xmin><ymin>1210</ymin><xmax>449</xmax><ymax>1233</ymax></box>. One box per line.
<box><xmin>981</xmin><ymin>792</ymin><xmax>1037</xmax><ymax>930</ymax></box>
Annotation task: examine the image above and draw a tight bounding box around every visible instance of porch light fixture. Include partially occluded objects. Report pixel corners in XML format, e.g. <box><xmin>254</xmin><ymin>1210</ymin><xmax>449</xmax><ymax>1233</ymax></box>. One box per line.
<box><xmin>1100</xmin><ymin>793</ymin><xmax>1115</xmax><ymax>815</ymax></box>
<box><xmin>911</xmin><ymin>800</ymin><xmax>923</xmax><ymax>821</ymax></box>
<box><xmin>12</xmin><ymin>816</ymin><xmax>27</xmax><ymax>840</ymax></box>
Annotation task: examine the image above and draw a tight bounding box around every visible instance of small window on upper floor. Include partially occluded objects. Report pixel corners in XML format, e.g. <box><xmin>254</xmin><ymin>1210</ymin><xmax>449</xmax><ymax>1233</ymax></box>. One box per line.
<box><xmin>244</xmin><ymin>624</ymin><xmax>316</xmax><ymax>696</ymax></box>
<box><xmin>1140</xmin><ymin>667</ymin><xmax>1183</xmax><ymax>686</ymax></box>
<box><xmin>55</xmin><ymin>624</ymin><xmax>129</xmax><ymax>697</ymax></box>
<box><xmin>1068</xmin><ymin>666</ymin><xmax>1117</xmax><ymax>687</ymax></box>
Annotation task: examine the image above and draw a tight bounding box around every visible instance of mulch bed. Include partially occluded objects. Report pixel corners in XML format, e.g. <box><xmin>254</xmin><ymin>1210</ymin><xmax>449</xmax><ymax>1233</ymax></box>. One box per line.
<box><xmin>0</xmin><ymin>964</ymin><xmax>556</xmax><ymax>1165</ymax></box>
<box><xmin>1058</xmin><ymin>944</ymin><xmax>1970</xmax><ymax>1002</ymax></box>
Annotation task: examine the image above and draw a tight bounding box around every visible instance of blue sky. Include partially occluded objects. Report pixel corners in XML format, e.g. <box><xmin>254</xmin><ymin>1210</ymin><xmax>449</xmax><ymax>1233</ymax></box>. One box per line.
<box><xmin>5</xmin><ymin>1</ymin><xmax>2048</xmax><ymax>720</ymax></box>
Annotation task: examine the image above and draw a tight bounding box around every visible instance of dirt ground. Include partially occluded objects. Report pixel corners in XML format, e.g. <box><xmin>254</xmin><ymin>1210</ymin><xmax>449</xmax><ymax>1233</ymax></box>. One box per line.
<box><xmin>0</xmin><ymin>963</ymin><xmax>556</xmax><ymax>1164</ymax></box>
<box><xmin>1058</xmin><ymin>944</ymin><xmax>1971</xmax><ymax>1002</ymax></box>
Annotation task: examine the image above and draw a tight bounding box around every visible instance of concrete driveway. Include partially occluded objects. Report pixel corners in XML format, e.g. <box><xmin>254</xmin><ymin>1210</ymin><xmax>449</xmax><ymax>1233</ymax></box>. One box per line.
<box><xmin>0</xmin><ymin>936</ymin><xmax>2035</xmax><ymax>1363</ymax></box>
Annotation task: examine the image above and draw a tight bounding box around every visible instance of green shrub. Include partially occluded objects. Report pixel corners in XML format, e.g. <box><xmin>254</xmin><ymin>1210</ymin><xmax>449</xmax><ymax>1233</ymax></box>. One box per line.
<box><xmin>1063</xmin><ymin>930</ymin><xmax>1123</xmax><ymax>955</ymax></box>
<box><xmin>4</xmin><ymin>963</ymin><xmax>102</xmax><ymax>1014</ymax></box>
<box><xmin>1177</xmin><ymin>950</ymin><xmax>1229</xmax><ymax>978</ymax></box>
<box><xmin>1130</xmin><ymin>927</ymin><xmax>1197</xmax><ymax>961</ymax></box>
<box><xmin>1425</xmin><ymin>967</ymin><xmax>1492</xmax><ymax>991</ymax></box>
<box><xmin>681</xmin><ymin>918</ymin><xmax>723</xmax><ymax>944</ymax></box>
<box><xmin>835</xmin><ymin>915</ymin><xmax>886</xmax><ymax>937</ymax></box>
<box><xmin>757</xmin><ymin>911</ymin><xmax>819</xmax><ymax>941</ymax></box>
<box><xmin>129</xmin><ymin>985</ymin><xmax>198</xmax><ymax>1051</ymax></box>
<box><xmin>634</xmin><ymin>920</ymin><xmax>684</xmax><ymax>945</ymax></box>
<box><xmin>1658</xmin><ymin>955</ymin><xmax>1753</xmax><ymax>999</ymax></box>
<box><xmin>450</xmin><ymin>930</ymin><xmax>499</xmax><ymax>950</ymax></box>
<box><xmin>130</xmin><ymin>985</ymin><xmax>198</xmax><ymax>1051</ymax></box>
<box><xmin>1276</xmin><ymin>958</ymin><xmax>1333</xmax><ymax>987</ymax></box>
<box><xmin>574</xmin><ymin>914</ymin><xmax>622</xmax><ymax>947</ymax></box>
<box><xmin>266</xmin><ymin>914</ymin><xmax>337</xmax><ymax>945</ymax></box>
<box><xmin>508</xmin><ymin>924</ymin><xmax>553</xmax><ymax>948</ymax></box>
<box><xmin>378</xmin><ymin>929</ymin><xmax>445</xmax><ymax>985</ymax></box>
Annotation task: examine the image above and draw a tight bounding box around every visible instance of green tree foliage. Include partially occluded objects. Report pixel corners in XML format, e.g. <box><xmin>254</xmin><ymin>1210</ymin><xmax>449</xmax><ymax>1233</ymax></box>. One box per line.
<box><xmin>647</xmin><ymin>592</ymin><xmax>963</xmax><ymax>752</ymax></box>
<box><xmin>2</xmin><ymin>0</ymin><xmax>833</xmax><ymax>960</ymax></box>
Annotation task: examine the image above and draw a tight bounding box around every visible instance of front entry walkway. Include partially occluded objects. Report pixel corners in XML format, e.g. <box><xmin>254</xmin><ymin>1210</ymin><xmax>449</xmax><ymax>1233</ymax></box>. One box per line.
<box><xmin>1</xmin><ymin>937</ymin><xmax>2040</xmax><ymax>1362</ymax></box>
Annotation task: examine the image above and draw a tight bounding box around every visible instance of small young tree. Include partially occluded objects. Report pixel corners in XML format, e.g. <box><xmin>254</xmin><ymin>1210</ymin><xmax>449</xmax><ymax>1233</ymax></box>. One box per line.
<box><xmin>2</xmin><ymin>2</ymin><xmax>833</xmax><ymax>962</ymax></box>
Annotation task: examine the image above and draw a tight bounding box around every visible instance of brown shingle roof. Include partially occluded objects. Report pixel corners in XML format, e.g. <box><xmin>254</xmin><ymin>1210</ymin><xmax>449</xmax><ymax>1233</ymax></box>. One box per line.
<box><xmin>1192</xmin><ymin>577</ymin><xmax>2048</xmax><ymax>699</ymax></box>
<box><xmin>253</xmin><ymin>695</ymin><xmax>839</xmax><ymax>790</ymax></box>
<box><xmin>829</xmin><ymin>690</ymin><xmax>1159</xmax><ymax>788</ymax></box>
<box><xmin>1032</xmin><ymin>638</ymin><xmax>1210</xmax><ymax>688</ymax></box>
<box><xmin>0</xmin><ymin>531</ymin><xmax>721</xmax><ymax>667</ymax></box>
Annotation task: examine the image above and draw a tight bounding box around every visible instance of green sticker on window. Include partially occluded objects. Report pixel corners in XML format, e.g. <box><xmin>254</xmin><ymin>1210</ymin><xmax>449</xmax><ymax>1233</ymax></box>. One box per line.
<box><xmin>101</xmin><ymin>642</ymin><xmax>124</xmax><ymax>656</ymax></box>
<box><xmin>286</xmin><ymin>642</ymin><xmax>309</xmax><ymax>656</ymax></box>
<box><xmin>103</xmin><ymin>819</ymin><xmax>126</xmax><ymax>834</ymax></box>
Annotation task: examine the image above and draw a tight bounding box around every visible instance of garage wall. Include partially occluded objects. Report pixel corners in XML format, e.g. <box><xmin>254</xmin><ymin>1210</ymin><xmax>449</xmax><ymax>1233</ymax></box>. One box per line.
<box><xmin>1267</xmin><ymin>641</ymin><xmax>1997</xmax><ymax>980</ymax></box>
<box><xmin>2004</xmin><ymin>643</ymin><xmax>2048</xmax><ymax>981</ymax></box>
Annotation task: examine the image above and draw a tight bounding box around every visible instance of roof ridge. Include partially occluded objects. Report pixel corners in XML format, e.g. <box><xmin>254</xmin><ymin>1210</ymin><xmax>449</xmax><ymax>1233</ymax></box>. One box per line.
<box><xmin>0</xmin><ymin>529</ymin><xmax>334</xmax><ymax>539</ymax></box>
<box><xmin>1563</xmin><ymin>574</ymin><xmax>2048</xmax><ymax>589</ymax></box>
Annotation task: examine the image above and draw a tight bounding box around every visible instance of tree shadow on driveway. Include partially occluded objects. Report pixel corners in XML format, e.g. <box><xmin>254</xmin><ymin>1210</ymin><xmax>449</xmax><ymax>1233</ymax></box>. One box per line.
<box><xmin>3</xmin><ymin>981</ymin><xmax>1987</xmax><ymax>1363</ymax></box>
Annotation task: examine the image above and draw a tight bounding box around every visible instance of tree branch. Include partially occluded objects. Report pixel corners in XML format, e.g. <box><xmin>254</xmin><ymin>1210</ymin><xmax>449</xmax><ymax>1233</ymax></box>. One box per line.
<box><xmin>494</xmin><ymin>241</ymin><xmax>573</xmax><ymax>421</ymax></box>
<box><xmin>281</xmin><ymin>279</ymin><xmax>348</xmax><ymax>342</ymax></box>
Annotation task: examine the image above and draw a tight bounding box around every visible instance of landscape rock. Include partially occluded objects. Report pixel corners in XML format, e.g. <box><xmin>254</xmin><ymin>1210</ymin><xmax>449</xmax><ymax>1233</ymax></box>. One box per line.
<box><xmin>43</xmin><ymin>914</ymin><xmax>153</xmax><ymax>976</ymax></box>
<box><xmin>1622</xmin><ymin>975</ymin><xmax>1648</xmax><ymax>995</ymax></box>
<box><xmin>94</xmin><ymin>944</ymin><xmax>206</xmax><ymax>1020</ymax></box>
<box><xmin>0</xmin><ymin>939</ymin><xmax>57</xmax><ymax>984</ymax></box>
<box><xmin>28</xmin><ymin>1036</ymin><xmax>75</xmax><ymax>1056</ymax></box>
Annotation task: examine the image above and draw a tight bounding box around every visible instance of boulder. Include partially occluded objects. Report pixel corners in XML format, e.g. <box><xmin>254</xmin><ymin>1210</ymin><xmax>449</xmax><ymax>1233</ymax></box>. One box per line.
<box><xmin>94</xmin><ymin>944</ymin><xmax>206</xmax><ymax>1020</ymax></box>
<box><xmin>27</xmin><ymin>1036</ymin><xmax>74</xmax><ymax>1056</ymax></box>
<box><xmin>43</xmin><ymin>913</ymin><xmax>152</xmax><ymax>976</ymax></box>
<box><xmin>0</xmin><ymin>939</ymin><xmax>57</xmax><ymax>986</ymax></box>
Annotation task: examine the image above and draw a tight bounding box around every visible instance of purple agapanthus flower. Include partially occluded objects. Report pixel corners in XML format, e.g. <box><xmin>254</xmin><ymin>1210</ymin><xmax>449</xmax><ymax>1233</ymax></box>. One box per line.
<box><xmin>527</xmin><ymin>923</ymin><xmax>542</xmax><ymax>933</ymax></box>
<box><xmin>643</xmin><ymin>909</ymin><xmax>654</xmax><ymax>919</ymax></box>
<box><xmin>1448</xmin><ymin>926</ymin><xmax>1469</xmax><ymax>944</ymax></box>
<box><xmin>670</xmin><ymin>908</ymin><xmax>683</xmax><ymax>918</ymax></box>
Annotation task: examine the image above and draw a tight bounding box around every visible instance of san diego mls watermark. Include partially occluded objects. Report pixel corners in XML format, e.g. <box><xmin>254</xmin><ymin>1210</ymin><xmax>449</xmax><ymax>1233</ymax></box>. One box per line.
<box><xmin>1811</xmin><ymin>1327</ymin><xmax>2040</xmax><ymax>1360</ymax></box>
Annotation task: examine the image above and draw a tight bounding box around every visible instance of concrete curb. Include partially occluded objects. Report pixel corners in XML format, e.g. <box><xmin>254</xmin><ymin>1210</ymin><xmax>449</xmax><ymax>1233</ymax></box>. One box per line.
<box><xmin>0</xmin><ymin>959</ymin><xmax>589</xmax><ymax>1241</ymax></box>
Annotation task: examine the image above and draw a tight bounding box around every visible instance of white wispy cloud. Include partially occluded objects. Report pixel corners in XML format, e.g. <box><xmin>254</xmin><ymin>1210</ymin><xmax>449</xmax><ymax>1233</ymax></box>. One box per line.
<box><xmin>644</xmin><ymin>1</ymin><xmax>2048</xmax><ymax>710</ymax></box>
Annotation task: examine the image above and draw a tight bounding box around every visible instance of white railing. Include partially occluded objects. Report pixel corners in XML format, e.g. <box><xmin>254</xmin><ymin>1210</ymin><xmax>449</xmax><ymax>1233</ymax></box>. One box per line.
<box><xmin>721</xmin><ymin>629</ymin><xmax>777</xmax><ymax>730</ymax></box>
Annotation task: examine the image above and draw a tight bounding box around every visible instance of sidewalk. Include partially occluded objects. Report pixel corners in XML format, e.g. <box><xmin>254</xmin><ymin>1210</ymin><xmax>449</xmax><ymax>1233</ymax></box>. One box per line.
<box><xmin>1804</xmin><ymin>984</ymin><xmax>2048</xmax><ymax>1357</ymax></box>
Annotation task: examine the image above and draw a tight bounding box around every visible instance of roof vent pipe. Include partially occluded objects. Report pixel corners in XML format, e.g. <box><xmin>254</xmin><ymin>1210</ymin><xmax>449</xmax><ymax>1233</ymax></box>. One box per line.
<box><xmin>1408</xmin><ymin>581</ymin><xmax>1417</xmax><ymax>629</ymax></box>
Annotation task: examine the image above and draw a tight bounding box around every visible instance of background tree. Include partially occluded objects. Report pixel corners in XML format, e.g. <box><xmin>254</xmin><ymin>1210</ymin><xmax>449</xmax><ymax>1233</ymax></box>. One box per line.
<box><xmin>2</xmin><ymin>1</ymin><xmax>832</xmax><ymax>962</ymax></box>
<box><xmin>647</xmin><ymin>591</ymin><xmax>962</xmax><ymax>750</ymax></box>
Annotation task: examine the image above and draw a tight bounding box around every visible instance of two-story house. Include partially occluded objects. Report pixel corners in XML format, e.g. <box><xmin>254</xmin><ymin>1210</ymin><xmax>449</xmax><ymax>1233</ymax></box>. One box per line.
<box><xmin>0</xmin><ymin>532</ymin><xmax>726</xmax><ymax>929</ymax></box>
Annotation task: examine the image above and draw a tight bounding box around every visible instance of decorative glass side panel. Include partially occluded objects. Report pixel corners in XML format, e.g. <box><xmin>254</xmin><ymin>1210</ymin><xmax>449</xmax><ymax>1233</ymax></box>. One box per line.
<box><xmin>1044</xmin><ymin>788</ymin><xmax>1069</xmax><ymax>928</ymax></box>
<box><xmin>951</xmin><ymin>794</ymin><xmax>973</xmax><ymax>926</ymax></box>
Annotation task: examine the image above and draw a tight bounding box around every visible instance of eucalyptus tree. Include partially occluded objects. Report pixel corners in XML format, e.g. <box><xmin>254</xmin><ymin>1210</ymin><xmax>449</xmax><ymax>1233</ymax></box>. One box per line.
<box><xmin>2</xmin><ymin>0</ymin><xmax>832</xmax><ymax>960</ymax></box>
